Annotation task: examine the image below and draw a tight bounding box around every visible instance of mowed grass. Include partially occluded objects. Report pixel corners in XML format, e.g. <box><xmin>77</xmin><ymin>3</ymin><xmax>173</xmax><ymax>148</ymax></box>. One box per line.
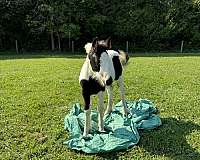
<box><xmin>0</xmin><ymin>53</ymin><xmax>200</xmax><ymax>160</ymax></box>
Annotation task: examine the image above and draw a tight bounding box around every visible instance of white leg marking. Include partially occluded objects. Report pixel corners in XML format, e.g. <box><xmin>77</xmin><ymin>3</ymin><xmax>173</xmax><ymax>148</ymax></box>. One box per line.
<box><xmin>105</xmin><ymin>85</ymin><xmax>113</xmax><ymax>115</ymax></box>
<box><xmin>97</xmin><ymin>91</ymin><xmax>105</xmax><ymax>132</ymax></box>
<box><xmin>118</xmin><ymin>76</ymin><xmax>129</xmax><ymax>115</ymax></box>
<box><xmin>83</xmin><ymin>107</ymin><xmax>91</xmax><ymax>136</ymax></box>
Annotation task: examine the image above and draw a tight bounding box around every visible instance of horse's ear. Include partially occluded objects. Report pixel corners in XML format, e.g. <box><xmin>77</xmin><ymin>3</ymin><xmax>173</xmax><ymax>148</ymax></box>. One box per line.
<box><xmin>92</xmin><ymin>37</ymin><xmax>99</xmax><ymax>47</ymax></box>
<box><xmin>105</xmin><ymin>37</ymin><xmax>112</xmax><ymax>49</ymax></box>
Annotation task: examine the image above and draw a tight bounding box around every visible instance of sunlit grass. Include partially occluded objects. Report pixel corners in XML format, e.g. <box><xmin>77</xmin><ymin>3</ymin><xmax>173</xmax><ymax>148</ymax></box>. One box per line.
<box><xmin>0</xmin><ymin>53</ymin><xmax>200</xmax><ymax>159</ymax></box>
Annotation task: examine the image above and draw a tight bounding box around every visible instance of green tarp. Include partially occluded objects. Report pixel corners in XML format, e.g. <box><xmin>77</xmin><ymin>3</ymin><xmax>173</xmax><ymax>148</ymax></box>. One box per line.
<box><xmin>64</xmin><ymin>99</ymin><xmax>162</xmax><ymax>153</ymax></box>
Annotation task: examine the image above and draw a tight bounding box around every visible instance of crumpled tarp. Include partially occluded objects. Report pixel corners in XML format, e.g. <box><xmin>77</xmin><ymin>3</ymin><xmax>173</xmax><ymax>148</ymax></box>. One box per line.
<box><xmin>64</xmin><ymin>99</ymin><xmax>162</xmax><ymax>153</ymax></box>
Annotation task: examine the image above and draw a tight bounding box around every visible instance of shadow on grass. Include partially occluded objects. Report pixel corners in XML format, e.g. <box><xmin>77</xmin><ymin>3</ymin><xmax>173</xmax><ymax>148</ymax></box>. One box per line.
<box><xmin>72</xmin><ymin>118</ymin><xmax>200</xmax><ymax>160</ymax></box>
<box><xmin>69</xmin><ymin>149</ymin><xmax>122</xmax><ymax>160</ymax></box>
<box><xmin>93</xmin><ymin>117</ymin><xmax>200</xmax><ymax>160</ymax></box>
<box><xmin>138</xmin><ymin>117</ymin><xmax>200</xmax><ymax>160</ymax></box>
<box><xmin>1</xmin><ymin>52</ymin><xmax>200</xmax><ymax>60</ymax></box>
<box><xmin>130</xmin><ymin>52</ymin><xmax>200</xmax><ymax>58</ymax></box>
<box><xmin>0</xmin><ymin>52</ymin><xmax>85</xmax><ymax>60</ymax></box>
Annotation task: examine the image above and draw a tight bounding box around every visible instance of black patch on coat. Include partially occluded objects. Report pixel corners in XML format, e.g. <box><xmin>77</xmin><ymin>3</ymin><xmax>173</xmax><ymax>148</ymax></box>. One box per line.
<box><xmin>80</xmin><ymin>80</ymin><xmax>90</xmax><ymax>110</ymax></box>
<box><xmin>88</xmin><ymin>54</ymin><xmax>100</xmax><ymax>72</ymax></box>
<box><xmin>112</xmin><ymin>56</ymin><xmax>122</xmax><ymax>80</ymax></box>
<box><xmin>88</xmin><ymin>46</ymin><xmax>107</xmax><ymax>72</ymax></box>
<box><xmin>80</xmin><ymin>77</ymin><xmax>105</xmax><ymax>110</ymax></box>
<box><xmin>106</xmin><ymin>76</ymin><xmax>113</xmax><ymax>86</ymax></box>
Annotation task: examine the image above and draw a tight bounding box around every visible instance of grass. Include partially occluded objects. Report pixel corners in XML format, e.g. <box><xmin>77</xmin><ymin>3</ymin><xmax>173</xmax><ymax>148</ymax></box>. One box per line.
<box><xmin>0</xmin><ymin>52</ymin><xmax>200</xmax><ymax>160</ymax></box>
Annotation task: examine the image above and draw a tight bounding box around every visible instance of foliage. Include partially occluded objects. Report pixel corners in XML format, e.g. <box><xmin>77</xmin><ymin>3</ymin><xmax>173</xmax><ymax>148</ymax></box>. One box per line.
<box><xmin>0</xmin><ymin>0</ymin><xmax>200</xmax><ymax>51</ymax></box>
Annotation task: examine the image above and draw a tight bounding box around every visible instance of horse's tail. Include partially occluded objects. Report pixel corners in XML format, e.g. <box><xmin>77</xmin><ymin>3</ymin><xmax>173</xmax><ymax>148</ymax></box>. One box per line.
<box><xmin>118</xmin><ymin>50</ymin><xmax>129</xmax><ymax>66</ymax></box>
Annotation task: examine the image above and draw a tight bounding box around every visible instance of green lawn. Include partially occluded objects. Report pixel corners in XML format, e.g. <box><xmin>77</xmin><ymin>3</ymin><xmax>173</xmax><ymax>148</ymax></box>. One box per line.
<box><xmin>0</xmin><ymin>53</ymin><xmax>200</xmax><ymax>160</ymax></box>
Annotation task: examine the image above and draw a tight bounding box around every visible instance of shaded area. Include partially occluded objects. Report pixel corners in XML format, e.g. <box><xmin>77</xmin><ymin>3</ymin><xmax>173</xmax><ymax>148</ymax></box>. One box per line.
<box><xmin>96</xmin><ymin>118</ymin><xmax>200</xmax><ymax>160</ymax></box>
<box><xmin>1</xmin><ymin>52</ymin><xmax>200</xmax><ymax>61</ymax></box>
<box><xmin>1</xmin><ymin>1</ymin><xmax>200</xmax><ymax>52</ymax></box>
<box><xmin>0</xmin><ymin>52</ymin><xmax>85</xmax><ymax>60</ymax></box>
<box><xmin>131</xmin><ymin>52</ymin><xmax>200</xmax><ymax>58</ymax></box>
<box><xmin>139</xmin><ymin>117</ymin><xmax>200</xmax><ymax>160</ymax></box>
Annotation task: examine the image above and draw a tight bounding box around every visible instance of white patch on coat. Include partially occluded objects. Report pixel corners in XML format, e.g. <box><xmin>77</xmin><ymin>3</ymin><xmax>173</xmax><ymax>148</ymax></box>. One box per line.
<box><xmin>84</xmin><ymin>43</ymin><xmax>92</xmax><ymax>54</ymax></box>
<box><xmin>79</xmin><ymin>57</ymin><xmax>105</xmax><ymax>86</ymax></box>
<box><xmin>106</xmin><ymin>50</ymin><xmax>120</xmax><ymax>58</ymax></box>
<box><xmin>99</xmin><ymin>52</ymin><xmax>115</xmax><ymax>81</ymax></box>
<box><xmin>79</xmin><ymin>58</ymin><xmax>90</xmax><ymax>82</ymax></box>
<box><xmin>82</xmin><ymin>43</ymin><xmax>124</xmax><ymax>83</ymax></box>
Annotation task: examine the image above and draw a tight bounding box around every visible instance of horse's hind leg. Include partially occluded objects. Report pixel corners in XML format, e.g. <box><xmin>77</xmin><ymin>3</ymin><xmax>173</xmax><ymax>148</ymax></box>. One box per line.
<box><xmin>118</xmin><ymin>76</ymin><xmax>129</xmax><ymax>115</ymax></box>
<box><xmin>97</xmin><ymin>91</ymin><xmax>105</xmax><ymax>132</ymax></box>
<box><xmin>105</xmin><ymin>85</ymin><xmax>113</xmax><ymax>115</ymax></box>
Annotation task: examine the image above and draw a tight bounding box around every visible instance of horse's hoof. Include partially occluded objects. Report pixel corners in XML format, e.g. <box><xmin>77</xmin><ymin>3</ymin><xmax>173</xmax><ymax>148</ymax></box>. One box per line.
<box><xmin>104</xmin><ymin>110</ymin><xmax>112</xmax><ymax>115</ymax></box>
<box><xmin>123</xmin><ymin>108</ymin><xmax>130</xmax><ymax>116</ymax></box>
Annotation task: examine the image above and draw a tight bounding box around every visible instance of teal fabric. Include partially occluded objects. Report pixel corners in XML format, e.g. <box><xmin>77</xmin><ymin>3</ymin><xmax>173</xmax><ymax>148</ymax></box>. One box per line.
<box><xmin>64</xmin><ymin>99</ymin><xmax>162</xmax><ymax>153</ymax></box>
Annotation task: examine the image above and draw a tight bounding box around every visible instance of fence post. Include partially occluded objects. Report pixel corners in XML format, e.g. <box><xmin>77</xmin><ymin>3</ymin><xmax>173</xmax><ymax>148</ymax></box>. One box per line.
<box><xmin>180</xmin><ymin>40</ymin><xmax>184</xmax><ymax>53</ymax></box>
<box><xmin>69</xmin><ymin>31</ymin><xmax>71</xmax><ymax>49</ymax></box>
<box><xmin>72</xmin><ymin>40</ymin><xmax>74</xmax><ymax>53</ymax></box>
<box><xmin>126</xmin><ymin>41</ymin><xmax>129</xmax><ymax>53</ymax></box>
<box><xmin>15</xmin><ymin>40</ymin><xmax>19</xmax><ymax>54</ymax></box>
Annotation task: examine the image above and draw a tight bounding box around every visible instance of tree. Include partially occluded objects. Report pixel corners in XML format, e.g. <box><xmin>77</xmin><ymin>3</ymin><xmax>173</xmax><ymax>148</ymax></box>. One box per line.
<box><xmin>0</xmin><ymin>0</ymin><xmax>200</xmax><ymax>52</ymax></box>
<box><xmin>0</xmin><ymin>0</ymin><xmax>36</xmax><ymax>52</ymax></box>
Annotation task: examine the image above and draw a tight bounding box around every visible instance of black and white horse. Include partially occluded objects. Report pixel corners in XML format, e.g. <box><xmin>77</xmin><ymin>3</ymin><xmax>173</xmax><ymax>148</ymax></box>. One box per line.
<box><xmin>79</xmin><ymin>37</ymin><xmax>129</xmax><ymax>136</ymax></box>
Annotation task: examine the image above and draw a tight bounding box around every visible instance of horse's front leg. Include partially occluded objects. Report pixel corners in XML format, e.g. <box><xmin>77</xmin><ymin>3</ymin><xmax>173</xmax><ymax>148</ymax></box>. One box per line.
<box><xmin>83</xmin><ymin>105</ymin><xmax>91</xmax><ymax>137</ymax></box>
<box><xmin>80</xmin><ymin>80</ymin><xmax>91</xmax><ymax>136</ymax></box>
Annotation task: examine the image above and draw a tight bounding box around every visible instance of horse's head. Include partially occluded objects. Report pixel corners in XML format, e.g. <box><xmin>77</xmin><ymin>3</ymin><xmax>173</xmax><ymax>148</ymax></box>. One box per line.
<box><xmin>87</xmin><ymin>37</ymin><xmax>111</xmax><ymax>72</ymax></box>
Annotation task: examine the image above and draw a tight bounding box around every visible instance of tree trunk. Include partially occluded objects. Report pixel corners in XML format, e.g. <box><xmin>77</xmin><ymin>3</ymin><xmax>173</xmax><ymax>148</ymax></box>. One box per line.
<box><xmin>69</xmin><ymin>31</ymin><xmax>71</xmax><ymax>49</ymax></box>
<box><xmin>57</xmin><ymin>32</ymin><xmax>61</xmax><ymax>52</ymax></box>
<box><xmin>51</xmin><ymin>31</ymin><xmax>55</xmax><ymax>51</ymax></box>
<box><xmin>15</xmin><ymin>40</ymin><xmax>19</xmax><ymax>54</ymax></box>
<box><xmin>72</xmin><ymin>40</ymin><xmax>74</xmax><ymax>53</ymax></box>
<box><xmin>181</xmin><ymin>40</ymin><xmax>184</xmax><ymax>53</ymax></box>
<box><xmin>126</xmin><ymin>41</ymin><xmax>129</xmax><ymax>53</ymax></box>
<box><xmin>0</xmin><ymin>38</ymin><xmax>2</xmax><ymax>49</ymax></box>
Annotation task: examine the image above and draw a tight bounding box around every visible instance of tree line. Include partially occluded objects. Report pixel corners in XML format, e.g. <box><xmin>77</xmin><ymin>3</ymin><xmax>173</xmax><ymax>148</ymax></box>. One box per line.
<box><xmin>0</xmin><ymin>0</ymin><xmax>200</xmax><ymax>53</ymax></box>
